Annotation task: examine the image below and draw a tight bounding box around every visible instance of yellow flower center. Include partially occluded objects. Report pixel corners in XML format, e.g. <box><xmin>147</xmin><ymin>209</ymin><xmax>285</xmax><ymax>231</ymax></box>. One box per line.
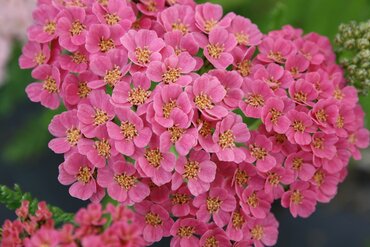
<box><xmin>162</xmin><ymin>100</ymin><xmax>177</xmax><ymax>118</ymax></box>
<box><xmin>292</xmin><ymin>157</ymin><xmax>303</xmax><ymax>170</ymax></box>
<box><xmin>66</xmin><ymin>127</ymin><xmax>81</xmax><ymax>146</ymax></box>
<box><xmin>78</xmin><ymin>81</ymin><xmax>91</xmax><ymax>98</ymax></box>
<box><xmin>315</xmin><ymin>109</ymin><xmax>327</xmax><ymax>122</ymax></box>
<box><xmin>43</xmin><ymin>21</ymin><xmax>56</xmax><ymax>35</ymax></box>
<box><xmin>207</xmin><ymin>43</ymin><xmax>224</xmax><ymax>59</ymax></box>
<box><xmin>247</xmin><ymin>192</ymin><xmax>259</xmax><ymax>208</ymax></box>
<box><xmin>204</xmin><ymin>19</ymin><xmax>217</xmax><ymax>33</ymax></box>
<box><xmin>144</xmin><ymin>148</ymin><xmax>163</xmax><ymax>168</ymax></box>
<box><xmin>294</xmin><ymin>91</ymin><xmax>307</xmax><ymax>103</ymax></box>
<box><xmin>43</xmin><ymin>76</ymin><xmax>59</xmax><ymax>93</ymax></box>
<box><xmin>145</xmin><ymin>212</ymin><xmax>163</xmax><ymax>226</ymax></box>
<box><xmin>77</xmin><ymin>166</ymin><xmax>92</xmax><ymax>184</ymax></box>
<box><xmin>236</xmin><ymin>60</ymin><xmax>251</xmax><ymax>77</ymax></box>
<box><xmin>251</xmin><ymin>225</ymin><xmax>264</xmax><ymax>240</ymax></box>
<box><xmin>267</xmin><ymin>172</ymin><xmax>281</xmax><ymax>186</ymax></box>
<box><xmin>235</xmin><ymin>169</ymin><xmax>249</xmax><ymax>186</ymax></box>
<box><xmin>171</xmin><ymin>193</ymin><xmax>190</xmax><ymax>205</ymax></box>
<box><xmin>246</xmin><ymin>94</ymin><xmax>264</xmax><ymax>107</ymax></box>
<box><xmin>70</xmin><ymin>20</ymin><xmax>85</xmax><ymax>36</ymax></box>
<box><xmin>232</xmin><ymin>212</ymin><xmax>245</xmax><ymax>229</ymax></box>
<box><xmin>206</xmin><ymin>197</ymin><xmax>221</xmax><ymax>213</ymax></box>
<box><xmin>269</xmin><ymin>108</ymin><xmax>282</xmax><ymax>124</ymax></box>
<box><xmin>71</xmin><ymin>52</ymin><xmax>87</xmax><ymax>64</ymax></box>
<box><xmin>114</xmin><ymin>173</ymin><xmax>136</xmax><ymax>190</ymax></box>
<box><xmin>162</xmin><ymin>67</ymin><xmax>181</xmax><ymax>84</ymax></box>
<box><xmin>312</xmin><ymin>137</ymin><xmax>324</xmax><ymax>149</ymax></box>
<box><xmin>292</xmin><ymin>120</ymin><xmax>305</xmax><ymax>132</ymax></box>
<box><xmin>177</xmin><ymin>226</ymin><xmax>195</xmax><ymax>238</ymax></box>
<box><xmin>183</xmin><ymin>161</ymin><xmax>200</xmax><ymax>179</ymax></box>
<box><xmin>172</xmin><ymin>21</ymin><xmax>188</xmax><ymax>35</ymax></box>
<box><xmin>93</xmin><ymin>108</ymin><xmax>109</xmax><ymax>126</ymax></box>
<box><xmin>268</xmin><ymin>51</ymin><xmax>284</xmax><ymax>63</ymax></box>
<box><xmin>95</xmin><ymin>139</ymin><xmax>111</xmax><ymax>158</ymax></box>
<box><xmin>291</xmin><ymin>190</ymin><xmax>304</xmax><ymax>204</ymax></box>
<box><xmin>135</xmin><ymin>47</ymin><xmax>151</xmax><ymax>65</ymax></box>
<box><xmin>235</xmin><ymin>32</ymin><xmax>249</xmax><ymax>45</ymax></box>
<box><xmin>195</xmin><ymin>93</ymin><xmax>213</xmax><ymax>110</ymax></box>
<box><xmin>204</xmin><ymin>236</ymin><xmax>219</xmax><ymax>247</ymax></box>
<box><xmin>34</xmin><ymin>52</ymin><xmax>46</xmax><ymax>65</ymax></box>
<box><xmin>168</xmin><ymin>126</ymin><xmax>184</xmax><ymax>142</ymax></box>
<box><xmin>104</xmin><ymin>13</ymin><xmax>120</xmax><ymax>25</ymax></box>
<box><xmin>104</xmin><ymin>66</ymin><xmax>122</xmax><ymax>87</ymax></box>
<box><xmin>218</xmin><ymin>130</ymin><xmax>235</xmax><ymax>149</ymax></box>
<box><xmin>99</xmin><ymin>38</ymin><xmax>115</xmax><ymax>53</ymax></box>
<box><xmin>249</xmin><ymin>144</ymin><xmax>267</xmax><ymax>160</ymax></box>
<box><xmin>120</xmin><ymin>121</ymin><xmax>138</xmax><ymax>140</ymax></box>
<box><xmin>128</xmin><ymin>87</ymin><xmax>150</xmax><ymax>106</ymax></box>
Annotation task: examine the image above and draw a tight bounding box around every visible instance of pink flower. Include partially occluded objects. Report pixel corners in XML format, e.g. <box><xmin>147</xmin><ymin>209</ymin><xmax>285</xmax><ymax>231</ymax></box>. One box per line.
<box><xmin>137</xmin><ymin>0</ymin><xmax>165</xmax><ymax>17</ymax></box>
<box><xmin>48</xmin><ymin>109</ymin><xmax>82</xmax><ymax>154</ymax></box>
<box><xmin>225</xmin><ymin>209</ymin><xmax>248</xmax><ymax>242</ymax></box>
<box><xmin>170</xmin><ymin>218</ymin><xmax>207</xmax><ymax>247</ymax></box>
<box><xmin>77</xmin><ymin>90</ymin><xmax>115</xmax><ymax>138</ymax></box>
<box><xmin>57</xmin><ymin>7</ymin><xmax>92</xmax><ymax>51</ymax></box>
<box><xmin>186</xmin><ymin>75</ymin><xmax>228</xmax><ymax>120</ymax></box>
<box><xmin>24</xmin><ymin>228</ymin><xmax>60</xmax><ymax>247</ymax></box>
<box><xmin>111</xmin><ymin>72</ymin><xmax>152</xmax><ymax>115</ymax></box>
<box><xmin>199</xmin><ymin>227</ymin><xmax>232</xmax><ymax>247</ymax></box>
<box><xmin>152</xmin><ymin>84</ymin><xmax>193</xmax><ymax>128</ymax></box>
<box><xmin>147</xmin><ymin>52</ymin><xmax>196</xmax><ymax>86</ymax></box>
<box><xmin>261</xmin><ymin>98</ymin><xmax>291</xmax><ymax>134</ymax></box>
<box><xmin>240</xmin><ymin>187</ymin><xmax>271</xmax><ymax>219</ymax></box>
<box><xmin>245</xmin><ymin>133</ymin><xmax>276</xmax><ymax>172</ymax></box>
<box><xmin>228</xmin><ymin>15</ymin><xmax>262</xmax><ymax>46</ymax></box>
<box><xmin>58</xmin><ymin>47</ymin><xmax>89</xmax><ymax>73</ymax></box>
<box><xmin>19</xmin><ymin>42</ymin><xmax>50</xmax><ymax>69</ymax></box>
<box><xmin>172</xmin><ymin>150</ymin><xmax>216</xmax><ymax>196</ymax></box>
<box><xmin>121</xmin><ymin>29</ymin><xmax>165</xmax><ymax>67</ymax></box>
<box><xmin>310</xmin><ymin>169</ymin><xmax>340</xmax><ymax>203</ymax></box>
<box><xmin>260</xmin><ymin>165</ymin><xmax>294</xmax><ymax>200</ymax></box>
<box><xmin>309</xmin><ymin>133</ymin><xmax>338</xmax><ymax>160</ymax></box>
<box><xmin>25</xmin><ymin>64</ymin><xmax>61</xmax><ymax>109</ymax></box>
<box><xmin>204</xmin><ymin>28</ymin><xmax>237</xmax><ymax>69</ymax></box>
<box><xmin>257</xmin><ymin>37</ymin><xmax>295</xmax><ymax>63</ymax></box>
<box><xmin>212</xmin><ymin>113</ymin><xmax>250</xmax><ymax>163</ymax></box>
<box><xmin>232</xmin><ymin>46</ymin><xmax>255</xmax><ymax>77</ymax></box>
<box><xmin>27</xmin><ymin>4</ymin><xmax>59</xmax><ymax>43</ymax></box>
<box><xmin>135</xmin><ymin>200</ymin><xmax>174</xmax><ymax>243</ymax></box>
<box><xmin>194</xmin><ymin>114</ymin><xmax>218</xmax><ymax>152</ymax></box>
<box><xmin>240</xmin><ymin>79</ymin><xmax>274</xmax><ymax>118</ymax></box>
<box><xmin>107</xmin><ymin>107</ymin><xmax>152</xmax><ymax>156</ymax></box>
<box><xmin>288</xmin><ymin>78</ymin><xmax>318</xmax><ymax>105</ymax></box>
<box><xmin>163</xmin><ymin>31</ymin><xmax>200</xmax><ymax>57</ymax></box>
<box><xmin>97</xmin><ymin>158</ymin><xmax>150</xmax><ymax>204</ymax></box>
<box><xmin>286</xmin><ymin>110</ymin><xmax>315</xmax><ymax>145</ymax></box>
<box><xmin>310</xmin><ymin>99</ymin><xmax>339</xmax><ymax>131</ymax></box>
<box><xmin>285</xmin><ymin>151</ymin><xmax>315</xmax><ymax>181</ymax></box>
<box><xmin>92</xmin><ymin>0</ymin><xmax>135</xmax><ymax>28</ymax></box>
<box><xmin>159</xmin><ymin>4</ymin><xmax>197</xmax><ymax>35</ymax></box>
<box><xmin>244</xmin><ymin>213</ymin><xmax>278</xmax><ymax>247</ymax></box>
<box><xmin>58</xmin><ymin>153</ymin><xmax>97</xmax><ymax>200</ymax></box>
<box><xmin>232</xmin><ymin>162</ymin><xmax>264</xmax><ymax>197</ymax></box>
<box><xmin>295</xmin><ymin>39</ymin><xmax>325</xmax><ymax>65</ymax></box>
<box><xmin>86</xmin><ymin>24</ymin><xmax>123</xmax><ymax>54</ymax></box>
<box><xmin>285</xmin><ymin>54</ymin><xmax>309</xmax><ymax>78</ymax></box>
<box><xmin>89</xmin><ymin>48</ymin><xmax>130</xmax><ymax>88</ymax></box>
<box><xmin>281</xmin><ymin>181</ymin><xmax>317</xmax><ymax>218</ymax></box>
<box><xmin>195</xmin><ymin>3</ymin><xmax>235</xmax><ymax>33</ymax></box>
<box><xmin>168</xmin><ymin>186</ymin><xmax>195</xmax><ymax>218</ymax></box>
<box><xmin>78</xmin><ymin>130</ymin><xmax>118</xmax><ymax>168</ymax></box>
<box><xmin>253</xmin><ymin>63</ymin><xmax>293</xmax><ymax>90</ymax></box>
<box><xmin>193</xmin><ymin>187</ymin><xmax>236</xmax><ymax>227</ymax></box>
<box><xmin>347</xmin><ymin>128</ymin><xmax>370</xmax><ymax>160</ymax></box>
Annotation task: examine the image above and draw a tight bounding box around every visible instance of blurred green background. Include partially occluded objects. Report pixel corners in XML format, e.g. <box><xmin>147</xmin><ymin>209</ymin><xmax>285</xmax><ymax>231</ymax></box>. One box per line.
<box><xmin>0</xmin><ymin>0</ymin><xmax>369</xmax><ymax>246</ymax></box>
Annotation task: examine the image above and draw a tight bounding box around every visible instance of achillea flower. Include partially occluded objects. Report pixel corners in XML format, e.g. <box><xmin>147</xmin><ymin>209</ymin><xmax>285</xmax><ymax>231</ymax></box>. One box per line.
<box><xmin>285</xmin><ymin>54</ymin><xmax>310</xmax><ymax>78</ymax></box>
<box><xmin>77</xmin><ymin>90</ymin><xmax>115</xmax><ymax>138</ymax></box>
<box><xmin>213</xmin><ymin>113</ymin><xmax>250</xmax><ymax>163</ymax></box>
<box><xmin>288</xmin><ymin>78</ymin><xmax>318</xmax><ymax>106</ymax></box>
<box><xmin>193</xmin><ymin>187</ymin><xmax>236</xmax><ymax>227</ymax></box>
<box><xmin>257</xmin><ymin>37</ymin><xmax>295</xmax><ymax>64</ymax></box>
<box><xmin>285</xmin><ymin>151</ymin><xmax>316</xmax><ymax>181</ymax></box>
<box><xmin>253</xmin><ymin>63</ymin><xmax>293</xmax><ymax>90</ymax></box>
<box><xmin>240</xmin><ymin>187</ymin><xmax>272</xmax><ymax>219</ymax></box>
<box><xmin>170</xmin><ymin>218</ymin><xmax>207</xmax><ymax>247</ymax></box>
<box><xmin>199</xmin><ymin>227</ymin><xmax>232</xmax><ymax>247</ymax></box>
<box><xmin>244</xmin><ymin>213</ymin><xmax>279</xmax><ymax>247</ymax></box>
<box><xmin>204</xmin><ymin>28</ymin><xmax>237</xmax><ymax>69</ymax></box>
<box><xmin>27</xmin><ymin>4</ymin><xmax>59</xmax><ymax>43</ymax></box>
<box><xmin>225</xmin><ymin>209</ymin><xmax>248</xmax><ymax>242</ymax></box>
<box><xmin>19</xmin><ymin>42</ymin><xmax>50</xmax><ymax>69</ymax></box>
<box><xmin>85</xmin><ymin>24</ymin><xmax>123</xmax><ymax>54</ymax></box>
<box><xmin>172</xmin><ymin>150</ymin><xmax>217</xmax><ymax>196</ymax></box>
<box><xmin>107</xmin><ymin>107</ymin><xmax>152</xmax><ymax>156</ymax></box>
<box><xmin>48</xmin><ymin>109</ymin><xmax>82</xmax><ymax>154</ymax></box>
<box><xmin>97</xmin><ymin>158</ymin><xmax>150</xmax><ymax>204</ymax></box>
<box><xmin>195</xmin><ymin>3</ymin><xmax>235</xmax><ymax>33</ymax></box>
<box><xmin>25</xmin><ymin>64</ymin><xmax>61</xmax><ymax>109</ymax></box>
<box><xmin>137</xmin><ymin>0</ymin><xmax>166</xmax><ymax>17</ymax></box>
<box><xmin>286</xmin><ymin>110</ymin><xmax>315</xmax><ymax>145</ymax></box>
<box><xmin>92</xmin><ymin>0</ymin><xmax>135</xmax><ymax>28</ymax></box>
<box><xmin>168</xmin><ymin>185</ymin><xmax>195</xmax><ymax>217</ymax></box>
<box><xmin>281</xmin><ymin>181</ymin><xmax>317</xmax><ymax>218</ymax></box>
<box><xmin>245</xmin><ymin>133</ymin><xmax>276</xmax><ymax>172</ymax></box>
<box><xmin>159</xmin><ymin>4</ymin><xmax>197</xmax><ymax>35</ymax></box>
<box><xmin>58</xmin><ymin>47</ymin><xmax>89</xmax><ymax>73</ymax></box>
<box><xmin>228</xmin><ymin>15</ymin><xmax>262</xmax><ymax>46</ymax></box>
<box><xmin>309</xmin><ymin>133</ymin><xmax>338</xmax><ymax>160</ymax></box>
<box><xmin>310</xmin><ymin>169</ymin><xmax>340</xmax><ymax>203</ymax></box>
<box><xmin>261</xmin><ymin>98</ymin><xmax>291</xmax><ymax>134</ymax></box>
<box><xmin>58</xmin><ymin>153</ymin><xmax>97</xmax><ymax>200</ymax></box>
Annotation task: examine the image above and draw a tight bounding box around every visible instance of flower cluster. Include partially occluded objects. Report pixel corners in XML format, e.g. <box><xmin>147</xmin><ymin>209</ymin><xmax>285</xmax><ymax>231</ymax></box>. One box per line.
<box><xmin>21</xmin><ymin>0</ymin><xmax>369</xmax><ymax>246</ymax></box>
<box><xmin>335</xmin><ymin>19</ymin><xmax>370</xmax><ymax>95</ymax></box>
<box><xmin>1</xmin><ymin>200</ymin><xmax>145</xmax><ymax>247</ymax></box>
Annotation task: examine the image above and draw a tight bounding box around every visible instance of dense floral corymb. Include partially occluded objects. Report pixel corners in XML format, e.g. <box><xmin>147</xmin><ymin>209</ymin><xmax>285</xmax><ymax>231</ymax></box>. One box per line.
<box><xmin>21</xmin><ymin>0</ymin><xmax>369</xmax><ymax>246</ymax></box>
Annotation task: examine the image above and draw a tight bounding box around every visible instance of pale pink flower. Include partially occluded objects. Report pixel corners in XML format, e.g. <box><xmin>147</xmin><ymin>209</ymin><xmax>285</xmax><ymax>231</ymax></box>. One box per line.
<box><xmin>281</xmin><ymin>181</ymin><xmax>317</xmax><ymax>218</ymax></box>
<box><xmin>193</xmin><ymin>187</ymin><xmax>236</xmax><ymax>227</ymax></box>
<box><xmin>25</xmin><ymin>64</ymin><xmax>61</xmax><ymax>109</ymax></box>
<box><xmin>204</xmin><ymin>28</ymin><xmax>237</xmax><ymax>69</ymax></box>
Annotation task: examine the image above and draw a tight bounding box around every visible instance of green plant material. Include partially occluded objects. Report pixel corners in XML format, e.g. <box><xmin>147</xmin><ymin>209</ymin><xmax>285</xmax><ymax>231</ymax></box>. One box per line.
<box><xmin>0</xmin><ymin>184</ymin><xmax>74</xmax><ymax>225</ymax></box>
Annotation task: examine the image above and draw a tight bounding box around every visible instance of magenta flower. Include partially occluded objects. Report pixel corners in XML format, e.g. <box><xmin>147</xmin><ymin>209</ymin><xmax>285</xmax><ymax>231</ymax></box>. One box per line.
<box><xmin>25</xmin><ymin>64</ymin><xmax>61</xmax><ymax>110</ymax></box>
<box><xmin>281</xmin><ymin>181</ymin><xmax>317</xmax><ymax>218</ymax></box>
<box><xmin>310</xmin><ymin>99</ymin><xmax>339</xmax><ymax>131</ymax></box>
<box><xmin>27</xmin><ymin>4</ymin><xmax>59</xmax><ymax>43</ymax></box>
<box><xmin>97</xmin><ymin>158</ymin><xmax>150</xmax><ymax>204</ymax></box>
<box><xmin>92</xmin><ymin>0</ymin><xmax>135</xmax><ymax>28</ymax></box>
<box><xmin>193</xmin><ymin>187</ymin><xmax>236</xmax><ymax>227</ymax></box>
<box><xmin>58</xmin><ymin>47</ymin><xmax>89</xmax><ymax>73</ymax></box>
<box><xmin>86</xmin><ymin>24</ymin><xmax>123</xmax><ymax>54</ymax></box>
<box><xmin>285</xmin><ymin>151</ymin><xmax>315</xmax><ymax>181</ymax></box>
<box><xmin>245</xmin><ymin>133</ymin><xmax>276</xmax><ymax>172</ymax></box>
<box><xmin>186</xmin><ymin>75</ymin><xmax>228</xmax><ymax>120</ymax></box>
<box><xmin>225</xmin><ymin>209</ymin><xmax>248</xmax><ymax>242</ymax></box>
<box><xmin>240</xmin><ymin>79</ymin><xmax>274</xmax><ymax>118</ymax></box>
<box><xmin>48</xmin><ymin>109</ymin><xmax>82</xmax><ymax>154</ymax></box>
<box><xmin>168</xmin><ymin>186</ymin><xmax>195</xmax><ymax>218</ymax></box>
<box><xmin>172</xmin><ymin>150</ymin><xmax>217</xmax><ymax>196</ymax></box>
<box><xmin>170</xmin><ymin>218</ymin><xmax>207</xmax><ymax>247</ymax></box>
<box><xmin>19</xmin><ymin>42</ymin><xmax>50</xmax><ymax>69</ymax></box>
<box><xmin>62</xmin><ymin>72</ymin><xmax>99</xmax><ymax>108</ymax></box>
<box><xmin>258</xmin><ymin>36</ymin><xmax>295</xmax><ymax>63</ymax></box>
<box><xmin>135</xmin><ymin>200</ymin><xmax>174</xmax><ymax>243</ymax></box>
<box><xmin>232</xmin><ymin>162</ymin><xmax>264</xmax><ymax>198</ymax></box>
<box><xmin>286</xmin><ymin>110</ymin><xmax>315</xmax><ymax>145</ymax></box>
<box><xmin>212</xmin><ymin>113</ymin><xmax>250</xmax><ymax>163</ymax></box>
<box><xmin>111</xmin><ymin>72</ymin><xmax>152</xmax><ymax>115</ymax></box>
<box><xmin>89</xmin><ymin>48</ymin><xmax>130</xmax><ymax>88</ymax></box>
<box><xmin>253</xmin><ymin>63</ymin><xmax>293</xmax><ymax>90</ymax></box>
<box><xmin>136</xmin><ymin>143</ymin><xmax>176</xmax><ymax>186</ymax></box>
<box><xmin>163</xmin><ymin>31</ymin><xmax>200</xmax><ymax>57</ymax></box>
<box><xmin>228</xmin><ymin>15</ymin><xmax>262</xmax><ymax>46</ymax></box>
<box><xmin>204</xmin><ymin>28</ymin><xmax>237</xmax><ymax>69</ymax></box>
<box><xmin>147</xmin><ymin>52</ymin><xmax>197</xmax><ymax>86</ymax></box>
<box><xmin>121</xmin><ymin>29</ymin><xmax>165</xmax><ymax>67</ymax></box>
<box><xmin>261</xmin><ymin>97</ymin><xmax>291</xmax><ymax>134</ymax></box>
<box><xmin>152</xmin><ymin>84</ymin><xmax>193</xmax><ymax>128</ymax></box>
<box><xmin>199</xmin><ymin>227</ymin><xmax>232</xmax><ymax>247</ymax></box>
<box><xmin>288</xmin><ymin>78</ymin><xmax>318</xmax><ymax>105</ymax></box>
<box><xmin>78</xmin><ymin>130</ymin><xmax>118</xmax><ymax>168</ymax></box>
<box><xmin>159</xmin><ymin>4</ymin><xmax>197</xmax><ymax>34</ymax></box>
<box><xmin>57</xmin><ymin>7</ymin><xmax>92</xmax><ymax>51</ymax></box>
<box><xmin>209</xmin><ymin>70</ymin><xmax>244</xmax><ymax>109</ymax></box>
<box><xmin>77</xmin><ymin>90</ymin><xmax>115</xmax><ymax>138</ymax></box>
<box><xmin>195</xmin><ymin>3</ymin><xmax>235</xmax><ymax>33</ymax></box>
<box><xmin>240</xmin><ymin>187</ymin><xmax>271</xmax><ymax>219</ymax></box>
<box><xmin>58</xmin><ymin>153</ymin><xmax>97</xmax><ymax>200</ymax></box>
<box><xmin>107</xmin><ymin>107</ymin><xmax>152</xmax><ymax>156</ymax></box>
<box><xmin>244</xmin><ymin>213</ymin><xmax>278</xmax><ymax>247</ymax></box>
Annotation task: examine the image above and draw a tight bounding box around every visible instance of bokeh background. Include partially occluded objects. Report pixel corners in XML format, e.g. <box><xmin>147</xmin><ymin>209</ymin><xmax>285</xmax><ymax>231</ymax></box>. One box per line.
<box><xmin>0</xmin><ymin>0</ymin><xmax>369</xmax><ymax>246</ymax></box>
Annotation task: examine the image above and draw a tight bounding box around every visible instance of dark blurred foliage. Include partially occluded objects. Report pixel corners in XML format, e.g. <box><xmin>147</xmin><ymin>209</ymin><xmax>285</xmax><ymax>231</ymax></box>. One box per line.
<box><xmin>0</xmin><ymin>0</ymin><xmax>369</xmax><ymax>246</ymax></box>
